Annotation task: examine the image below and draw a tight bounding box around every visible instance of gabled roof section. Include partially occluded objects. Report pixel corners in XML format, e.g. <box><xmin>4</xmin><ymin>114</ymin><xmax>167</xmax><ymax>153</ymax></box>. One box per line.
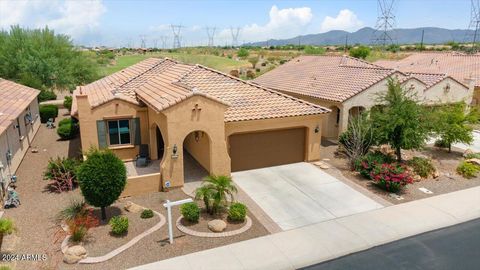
<box><xmin>73</xmin><ymin>58</ymin><xmax>329</xmax><ymax>122</ymax></box>
<box><xmin>0</xmin><ymin>78</ymin><xmax>40</xmax><ymax>135</ymax></box>
<box><xmin>253</xmin><ymin>55</ymin><xmax>397</xmax><ymax>103</ymax></box>
<box><xmin>375</xmin><ymin>52</ymin><xmax>480</xmax><ymax>87</ymax></box>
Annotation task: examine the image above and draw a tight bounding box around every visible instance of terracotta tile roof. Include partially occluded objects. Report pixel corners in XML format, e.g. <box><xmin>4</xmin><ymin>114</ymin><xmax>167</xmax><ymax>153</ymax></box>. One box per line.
<box><xmin>73</xmin><ymin>58</ymin><xmax>328</xmax><ymax>122</ymax></box>
<box><xmin>253</xmin><ymin>55</ymin><xmax>397</xmax><ymax>102</ymax></box>
<box><xmin>0</xmin><ymin>78</ymin><xmax>40</xmax><ymax>135</ymax></box>
<box><xmin>375</xmin><ymin>52</ymin><xmax>480</xmax><ymax>87</ymax></box>
<box><xmin>402</xmin><ymin>72</ymin><xmax>448</xmax><ymax>88</ymax></box>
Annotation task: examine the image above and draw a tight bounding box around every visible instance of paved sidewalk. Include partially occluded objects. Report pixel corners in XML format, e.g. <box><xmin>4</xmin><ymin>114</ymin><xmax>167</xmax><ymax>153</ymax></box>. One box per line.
<box><xmin>130</xmin><ymin>186</ymin><xmax>480</xmax><ymax>270</ymax></box>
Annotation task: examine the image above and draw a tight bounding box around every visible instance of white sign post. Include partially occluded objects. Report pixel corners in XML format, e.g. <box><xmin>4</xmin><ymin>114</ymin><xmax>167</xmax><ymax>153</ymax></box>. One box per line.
<box><xmin>163</xmin><ymin>198</ymin><xmax>193</xmax><ymax>244</ymax></box>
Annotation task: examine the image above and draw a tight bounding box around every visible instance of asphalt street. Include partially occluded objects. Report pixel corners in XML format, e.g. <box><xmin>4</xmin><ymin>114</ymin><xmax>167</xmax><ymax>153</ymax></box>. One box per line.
<box><xmin>301</xmin><ymin>218</ymin><xmax>480</xmax><ymax>270</ymax></box>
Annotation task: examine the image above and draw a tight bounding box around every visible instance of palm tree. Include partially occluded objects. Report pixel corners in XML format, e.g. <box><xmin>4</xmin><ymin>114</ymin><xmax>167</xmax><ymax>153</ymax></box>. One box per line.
<box><xmin>195</xmin><ymin>175</ymin><xmax>237</xmax><ymax>215</ymax></box>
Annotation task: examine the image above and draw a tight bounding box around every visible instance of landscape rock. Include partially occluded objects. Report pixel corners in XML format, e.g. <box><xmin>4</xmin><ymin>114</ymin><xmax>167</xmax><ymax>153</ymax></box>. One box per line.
<box><xmin>413</xmin><ymin>175</ymin><xmax>422</xmax><ymax>182</ymax></box>
<box><xmin>466</xmin><ymin>158</ymin><xmax>480</xmax><ymax>166</ymax></box>
<box><xmin>208</xmin><ymin>219</ymin><xmax>227</xmax><ymax>232</ymax></box>
<box><xmin>313</xmin><ymin>161</ymin><xmax>330</xmax><ymax>169</ymax></box>
<box><xmin>63</xmin><ymin>245</ymin><xmax>87</xmax><ymax>264</ymax></box>
<box><xmin>31</xmin><ymin>147</ymin><xmax>38</xmax><ymax>153</ymax></box>
<box><xmin>380</xmin><ymin>144</ymin><xmax>394</xmax><ymax>155</ymax></box>
<box><xmin>124</xmin><ymin>201</ymin><xmax>144</xmax><ymax>213</ymax></box>
<box><xmin>432</xmin><ymin>170</ymin><xmax>440</xmax><ymax>179</ymax></box>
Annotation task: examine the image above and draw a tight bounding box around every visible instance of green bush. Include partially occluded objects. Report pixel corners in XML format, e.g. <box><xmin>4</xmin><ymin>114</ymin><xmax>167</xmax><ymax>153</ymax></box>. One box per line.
<box><xmin>407</xmin><ymin>157</ymin><xmax>435</xmax><ymax>178</ymax></box>
<box><xmin>349</xmin><ymin>46</ymin><xmax>371</xmax><ymax>59</ymax></box>
<box><xmin>456</xmin><ymin>161</ymin><xmax>480</xmax><ymax>178</ymax></box>
<box><xmin>77</xmin><ymin>148</ymin><xmax>127</xmax><ymax>220</ymax></box>
<box><xmin>39</xmin><ymin>104</ymin><xmax>59</xmax><ymax>123</ymax></box>
<box><xmin>109</xmin><ymin>216</ymin><xmax>129</xmax><ymax>235</ymax></box>
<box><xmin>228</xmin><ymin>202</ymin><xmax>247</xmax><ymax>222</ymax></box>
<box><xmin>38</xmin><ymin>90</ymin><xmax>57</xmax><ymax>102</ymax></box>
<box><xmin>71</xmin><ymin>225</ymin><xmax>87</xmax><ymax>242</ymax></box>
<box><xmin>434</xmin><ymin>139</ymin><xmax>449</xmax><ymax>148</ymax></box>
<box><xmin>140</xmin><ymin>209</ymin><xmax>154</xmax><ymax>219</ymax></box>
<box><xmin>57</xmin><ymin>118</ymin><xmax>79</xmax><ymax>140</ymax></box>
<box><xmin>63</xmin><ymin>96</ymin><xmax>73</xmax><ymax>111</ymax></box>
<box><xmin>56</xmin><ymin>199</ymin><xmax>86</xmax><ymax>223</ymax></box>
<box><xmin>370</xmin><ymin>163</ymin><xmax>413</xmax><ymax>192</ymax></box>
<box><xmin>355</xmin><ymin>151</ymin><xmax>394</xmax><ymax>179</ymax></box>
<box><xmin>180</xmin><ymin>202</ymin><xmax>200</xmax><ymax>223</ymax></box>
<box><xmin>237</xmin><ymin>48</ymin><xmax>249</xmax><ymax>58</ymax></box>
<box><xmin>0</xmin><ymin>218</ymin><xmax>16</xmax><ymax>235</ymax></box>
<box><xmin>464</xmin><ymin>152</ymin><xmax>480</xmax><ymax>159</ymax></box>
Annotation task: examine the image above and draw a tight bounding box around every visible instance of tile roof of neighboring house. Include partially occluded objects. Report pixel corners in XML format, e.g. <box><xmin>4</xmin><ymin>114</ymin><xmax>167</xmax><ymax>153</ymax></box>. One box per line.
<box><xmin>72</xmin><ymin>58</ymin><xmax>329</xmax><ymax>122</ymax></box>
<box><xmin>374</xmin><ymin>52</ymin><xmax>480</xmax><ymax>87</ymax></box>
<box><xmin>254</xmin><ymin>55</ymin><xmax>465</xmax><ymax>103</ymax></box>
<box><xmin>253</xmin><ymin>55</ymin><xmax>398</xmax><ymax>102</ymax></box>
<box><xmin>0</xmin><ymin>78</ymin><xmax>40</xmax><ymax>135</ymax></box>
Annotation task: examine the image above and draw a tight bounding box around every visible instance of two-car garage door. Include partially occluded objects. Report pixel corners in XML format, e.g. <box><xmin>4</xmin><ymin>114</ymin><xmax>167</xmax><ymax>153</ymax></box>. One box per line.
<box><xmin>229</xmin><ymin>128</ymin><xmax>306</xmax><ymax>172</ymax></box>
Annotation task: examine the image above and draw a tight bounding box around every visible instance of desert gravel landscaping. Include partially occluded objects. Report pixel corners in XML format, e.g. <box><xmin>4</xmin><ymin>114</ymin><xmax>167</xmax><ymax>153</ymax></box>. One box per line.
<box><xmin>321</xmin><ymin>141</ymin><xmax>480</xmax><ymax>205</ymax></box>
<box><xmin>2</xmin><ymin>108</ymin><xmax>268</xmax><ymax>270</ymax></box>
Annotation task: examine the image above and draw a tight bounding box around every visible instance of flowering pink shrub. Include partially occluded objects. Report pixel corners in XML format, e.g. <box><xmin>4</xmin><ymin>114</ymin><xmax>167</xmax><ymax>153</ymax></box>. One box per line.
<box><xmin>370</xmin><ymin>163</ymin><xmax>413</xmax><ymax>192</ymax></box>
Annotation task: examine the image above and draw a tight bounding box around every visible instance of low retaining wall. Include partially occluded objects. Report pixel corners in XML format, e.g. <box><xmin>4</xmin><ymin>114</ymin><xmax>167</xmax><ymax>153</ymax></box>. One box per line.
<box><xmin>121</xmin><ymin>173</ymin><xmax>161</xmax><ymax>197</ymax></box>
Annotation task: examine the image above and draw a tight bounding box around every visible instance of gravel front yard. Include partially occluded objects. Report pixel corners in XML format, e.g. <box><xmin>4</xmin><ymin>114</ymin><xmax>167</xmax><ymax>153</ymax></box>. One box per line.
<box><xmin>2</xmin><ymin>108</ymin><xmax>268</xmax><ymax>270</ymax></box>
<box><xmin>321</xmin><ymin>141</ymin><xmax>480</xmax><ymax>205</ymax></box>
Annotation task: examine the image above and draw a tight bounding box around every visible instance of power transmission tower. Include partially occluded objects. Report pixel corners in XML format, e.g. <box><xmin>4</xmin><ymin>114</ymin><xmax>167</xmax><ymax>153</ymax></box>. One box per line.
<box><xmin>153</xmin><ymin>39</ymin><xmax>158</xmax><ymax>49</ymax></box>
<box><xmin>206</xmin><ymin>27</ymin><xmax>216</xmax><ymax>47</ymax></box>
<box><xmin>160</xmin><ymin>36</ymin><xmax>168</xmax><ymax>49</ymax></box>
<box><xmin>171</xmin><ymin>25</ymin><xmax>184</xmax><ymax>49</ymax></box>
<box><xmin>139</xmin><ymin>35</ymin><xmax>147</xmax><ymax>48</ymax></box>
<box><xmin>466</xmin><ymin>0</ymin><xmax>480</xmax><ymax>52</ymax></box>
<box><xmin>230</xmin><ymin>27</ymin><xmax>240</xmax><ymax>47</ymax></box>
<box><xmin>371</xmin><ymin>0</ymin><xmax>397</xmax><ymax>48</ymax></box>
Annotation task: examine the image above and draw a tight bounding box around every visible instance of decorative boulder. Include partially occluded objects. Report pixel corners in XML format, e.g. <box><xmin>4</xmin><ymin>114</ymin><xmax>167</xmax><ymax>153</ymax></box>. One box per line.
<box><xmin>63</xmin><ymin>245</ymin><xmax>87</xmax><ymax>264</ymax></box>
<box><xmin>463</xmin><ymin>149</ymin><xmax>474</xmax><ymax>158</ymax></box>
<box><xmin>208</xmin><ymin>219</ymin><xmax>227</xmax><ymax>232</ymax></box>
<box><xmin>124</xmin><ymin>201</ymin><xmax>144</xmax><ymax>213</ymax></box>
<box><xmin>466</xmin><ymin>158</ymin><xmax>480</xmax><ymax>166</ymax></box>
<box><xmin>432</xmin><ymin>170</ymin><xmax>440</xmax><ymax>179</ymax></box>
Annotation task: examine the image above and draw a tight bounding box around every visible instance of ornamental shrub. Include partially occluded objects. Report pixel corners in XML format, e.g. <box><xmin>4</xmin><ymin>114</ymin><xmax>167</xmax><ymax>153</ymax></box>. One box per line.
<box><xmin>464</xmin><ymin>152</ymin><xmax>480</xmax><ymax>159</ymax></box>
<box><xmin>57</xmin><ymin>118</ymin><xmax>79</xmax><ymax>140</ymax></box>
<box><xmin>44</xmin><ymin>157</ymin><xmax>80</xmax><ymax>192</ymax></box>
<box><xmin>77</xmin><ymin>148</ymin><xmax>127</xmax><ymax>220</ymax></box>
<box><xmin>180</xmin><ymin>202</ymin><xmax>200</xmax><ymax>223</ymax></box>
<box><xmin>71</xmin><ymin>225</ymin><xmax>87</xmax><ymax>242</ymax></box>
<box><xmin>39</xmin><ymin>104</ymin><xmax>59</xmax><ymax>123</ymax></box>
<box><xmin>355</xmin><ymin>151</ymin><xmax>394</xmax><ymax>179</ymax></box>
<box><xmin>370</xmin><ymin>163</ymin><xmax>413</xmax><ymax>192</ymax></box>
<box><xmin>228</xmin><ymin>202</ymin><xmax>247</xmax><ymax>222</ymax></box>
<box><xmin>38</xmin><ymin>90</ymin><xmax>57</xmax><ymax>102</ymax></box>
<box><xmin>64</xmin><ymin>96</ymin><xmax>73</xmax><ymax>111</ymax></box>
<box><xmin>456</xmin><ymin>161</ymin><xmax>480</xmax><ymax>178</ymax></box>
<box><xmin>407</xmin><ymin>157</ymin><xmax>435</xmax><ymax>178</ymax></box>
<box><xmin>140</xmin><ymin>209</ymin><xmax>154</xmax><ymax>219</ymax></box>
<box><xmin>109</xmin><ymin>216</ymin><xmax>129</xmax><ymax>235</ymax></box>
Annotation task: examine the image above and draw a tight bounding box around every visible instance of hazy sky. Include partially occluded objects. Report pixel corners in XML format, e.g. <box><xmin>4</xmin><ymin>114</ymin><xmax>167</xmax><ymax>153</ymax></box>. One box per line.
<box><xmin>0</xmin><ymin>0</ymin><xmax>473</xmax><ymax>47</ymax></box>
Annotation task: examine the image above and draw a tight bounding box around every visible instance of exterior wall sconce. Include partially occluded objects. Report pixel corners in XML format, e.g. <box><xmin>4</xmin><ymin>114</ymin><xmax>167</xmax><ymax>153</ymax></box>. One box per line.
<box><xmin>314</xmin><ymin>125</ymin><xmax>320</xmax><ymax>133</ymax></box>
<box><xmin>171</xmin><ymin>144</ymin><xmax>178</xmax><ymax>159</ymax></box>
<box><xmin>444</xmin><ymin>83</ymin><xmax>451</xmax><ymax>93</ymax></box>
<box><xmin>194</xmin><ymin>131</ymin><xmax>200</xmax><ymax>142</ymax></box>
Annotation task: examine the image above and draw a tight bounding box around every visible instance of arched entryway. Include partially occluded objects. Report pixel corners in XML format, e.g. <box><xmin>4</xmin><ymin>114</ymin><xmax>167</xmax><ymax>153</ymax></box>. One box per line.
<box><xmin>183</xmin><ymin>130</ymin><xmax>211</xmax><ymax>183</ymax></box>
<box><xmin>156</xmin><ymin>126</ymin><xmax>164</xmax><ymax>159</ymax></box>
<box><xmin>323</xmin><ymin>105</ymin><xmax>341</xmax><ymax>138</ymax></box>
<box><xmin>348</xmin><ymin>106</ymin><xmax>366</xmax><ymax>122</ymax></box>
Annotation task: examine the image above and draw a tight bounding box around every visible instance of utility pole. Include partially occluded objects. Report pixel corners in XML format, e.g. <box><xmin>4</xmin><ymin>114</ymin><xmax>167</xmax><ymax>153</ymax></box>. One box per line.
<box><xmin>344</xmin><ymin>34</ymin><xmax>349</xmax><ymax>53</ymax></box>
<box><xmin>230</xmin><ymin>27</ymin><xmax>240</xmax><ymax>47</ymax></box>
<box><xmin>206</xmin><ymin>27</ymin><xmax>216</xmax><ymax>47</ymax></box>
<box><xmin>467</xmin><ymin>0</ymin><xmax>480</xmax><ymax>52</ymax></box>
<box><xmin>171</xmin><ymin>25</ymin><xmax>184</xmax><ymax>49</ymax></box>
<box><xmin>139</xmin><ymin>35</ymin><xmax>147</xmax><ymax>48</ymax></box>
<box><xmin>371</xmin><ymin>0</ymin><xmax>397</xmax><ymax>48</ymax></box>
<box><xmin>420</xmin><ymin>29</ymin><xmax>425</xmax><ymax>50</ymax></box>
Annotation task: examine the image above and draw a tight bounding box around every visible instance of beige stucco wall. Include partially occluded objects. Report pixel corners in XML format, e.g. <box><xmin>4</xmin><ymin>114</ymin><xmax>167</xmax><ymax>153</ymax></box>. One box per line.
<box><xmin>76</xmin><ymin>96</ymin><xmax>149</xmax><ymax>160</ymax></box>
<box><xmin>148</xmin><ymin>95</ymin><xmax>230</xmax><ymax>188</ymax></box>
<box><xmin>225</xmin><ymin>114</ymin><xmax>324</xmax><ymax>161</ymax></box>
<box><xmin>0</xmin><ymin>99</ymin><xmax>40</xmax><ymax>188</ymax></box>
<box><xmin>472</xmin><ymin>86</ymin><xmax>480</xmax><ymax>107</ymax></box>
<box><xmin>122</xmin><ymin>173</ymin><xmax>161</xmax><ymax>197</ymax></box>
<box><xmin>184</xmin><ymin>131</ymin><xmax>210</xmax><ymax>172</ymax></box>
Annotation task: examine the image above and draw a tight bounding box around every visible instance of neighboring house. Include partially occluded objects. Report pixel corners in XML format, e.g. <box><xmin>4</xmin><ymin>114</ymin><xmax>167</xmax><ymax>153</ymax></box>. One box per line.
<box><xmin>71</xmin><ymin>58</ymin><xmax>328</xmax><ymax>195</ymax></box>
<box><xmin>375</xmin><ymin>52</ymin><xmax>480</xmax><ymax>106</ymax></box>
<box><xmin>0</xmin><ymin>78</ymin><xmax>41</xmax><ymax>194</ymax></box>
<box><xmin>254</xmin><ymin>55</ymin><xmax>473</xmax><ymax>139</ymax></box>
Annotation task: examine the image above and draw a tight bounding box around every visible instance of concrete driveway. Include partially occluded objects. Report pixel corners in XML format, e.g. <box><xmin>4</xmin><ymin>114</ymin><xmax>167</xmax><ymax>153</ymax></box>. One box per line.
<box><xmin>232</xmin><ymin>162</ymin><xmax>383</xmax><ymax>230</ymax></box>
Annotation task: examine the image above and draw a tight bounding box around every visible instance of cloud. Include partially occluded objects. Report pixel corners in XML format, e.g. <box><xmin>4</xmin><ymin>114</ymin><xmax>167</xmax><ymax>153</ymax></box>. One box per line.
<box><xmin>0</xmin><ymin>0</ymin><xmax>106</xmax><ymax>41</ymax></box>
<box><xmin>218</xmin><ymin>5</ymin><xmax>313</xmax><ymax>43</ymax></box>
<box><xmin>320</xmin><ymin>9</ymin><xmax>363</xmax><ymax>32</ymax></box>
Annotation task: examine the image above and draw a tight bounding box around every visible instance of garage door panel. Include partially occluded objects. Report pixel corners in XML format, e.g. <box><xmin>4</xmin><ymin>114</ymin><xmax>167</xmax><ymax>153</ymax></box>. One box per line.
<box><xmin>229</xmin><ymin>128</ymin><xmax>305</xmax><ymax>171</ymax></box>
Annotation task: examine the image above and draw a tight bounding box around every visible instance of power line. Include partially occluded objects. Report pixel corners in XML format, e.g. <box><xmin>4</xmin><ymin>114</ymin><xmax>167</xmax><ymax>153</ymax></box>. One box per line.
<box><xmin>139</xmin><ymin>35</ymin><xmax>147</xmax><ymax>48</ymax></box>
<box><xmin>171</xmin><ymin>25</ymin><xmax>184</xmax><ymax>49</ymax></box>
<box><xmin>466</xmin><ymin>0</ymin><xmax>480</xmax><ymax>52</ymax></box>
<box><xmin>230</xmin><ymin>27</ymin><xmax>240</xmax><ymax>47</ymax></box>
<box><xmin>206</xmin><ymin>27</ymin><xmax>216</xmax><ymax>47</ymax></box>
<box><xmin>371</xmin><ymin>0</ymin><xmax>397</xmax><ymax>47</ymax></box>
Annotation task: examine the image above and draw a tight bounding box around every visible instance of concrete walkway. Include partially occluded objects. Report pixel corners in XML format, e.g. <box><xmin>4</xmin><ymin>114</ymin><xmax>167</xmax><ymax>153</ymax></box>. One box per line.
<box><xmin>130</xmin><ymin>185</ymin><xmax>480</xmax><ymax>270</ymax></box>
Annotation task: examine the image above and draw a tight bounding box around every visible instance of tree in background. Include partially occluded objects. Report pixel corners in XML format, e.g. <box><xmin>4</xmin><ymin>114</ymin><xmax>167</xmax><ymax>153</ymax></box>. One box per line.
<box><xmin>433</xmin><ymin>102</ymin><xmax>478</xmax><ymax>152</ymax></box>
<box><xmin>0</xmin><ymin>26</ymin><xmax>99</xmax><ymax>100</ymax></box>
<box><xmin>237</xmin><ymin>48</ymin><xmax>249</xmax><ymax>58</ymax></box>
<box><xmin>349</xmin><ymin>46</ymin><xmax>371</xmax><ymax>59</ymax></box>
<box><xmin>371</xmin><ymin>79</ymin><xmax>431</xmax><ymax>161</ymax></box>
<box><xmin>304</xmin><ymin>45</ymin><xmax>325</xmax><ymax>55</ymax></box>
<box><xmin>77</xmin><ymin>149</ymin><xmax>126</xmax><ymax>220</ymax></box>
<box><xmin>248</xmin><ymin>56</ymin><xmax>259</xmax><ymax>69</ymax></box>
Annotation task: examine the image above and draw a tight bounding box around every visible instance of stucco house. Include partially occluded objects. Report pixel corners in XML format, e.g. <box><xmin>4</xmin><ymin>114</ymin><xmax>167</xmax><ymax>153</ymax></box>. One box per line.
<box><xmin>254</xmin><ymin>55</ymin><xmax>474</xmax><ymax>139</ymax></box>
<box><xmin>375</xmin><ymin>52</ymin><xmax>480</xmax><ymax>106</ymax></box>
<box><xmin>0</xmin><ymin>78</ymin><xmax>41</xmax><ymax>194</ymax></box>
<box><xmin>71</xmin><ymin>58</ymin><xmax>328</xmax><ymax>196</ymax></box>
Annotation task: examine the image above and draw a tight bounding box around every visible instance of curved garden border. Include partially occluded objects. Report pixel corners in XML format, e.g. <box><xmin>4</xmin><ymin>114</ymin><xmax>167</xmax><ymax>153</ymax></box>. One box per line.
<box><xmin>176</xmin><ymin>216</ymin><xmax>252</xmax><ymax>238</ymax></box>
<box><xmin>61</xmin><ymin>209</ymin><xmax>166</xmax><ymax>264</ymax></box>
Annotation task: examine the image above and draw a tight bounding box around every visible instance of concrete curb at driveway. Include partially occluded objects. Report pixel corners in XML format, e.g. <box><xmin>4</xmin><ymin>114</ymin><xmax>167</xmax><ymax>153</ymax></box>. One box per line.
<box><xmin>130</xmin><ymin>186</ymin><xmax>480</xmax><ymax>270</ymax></box>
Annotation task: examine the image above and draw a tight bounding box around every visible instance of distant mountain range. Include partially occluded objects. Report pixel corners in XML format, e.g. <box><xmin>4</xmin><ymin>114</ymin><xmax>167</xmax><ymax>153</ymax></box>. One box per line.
<box><xmin>244</xmin><ymin>27</ymin><xmax>475</xmax><ymax>46</ymax></box>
